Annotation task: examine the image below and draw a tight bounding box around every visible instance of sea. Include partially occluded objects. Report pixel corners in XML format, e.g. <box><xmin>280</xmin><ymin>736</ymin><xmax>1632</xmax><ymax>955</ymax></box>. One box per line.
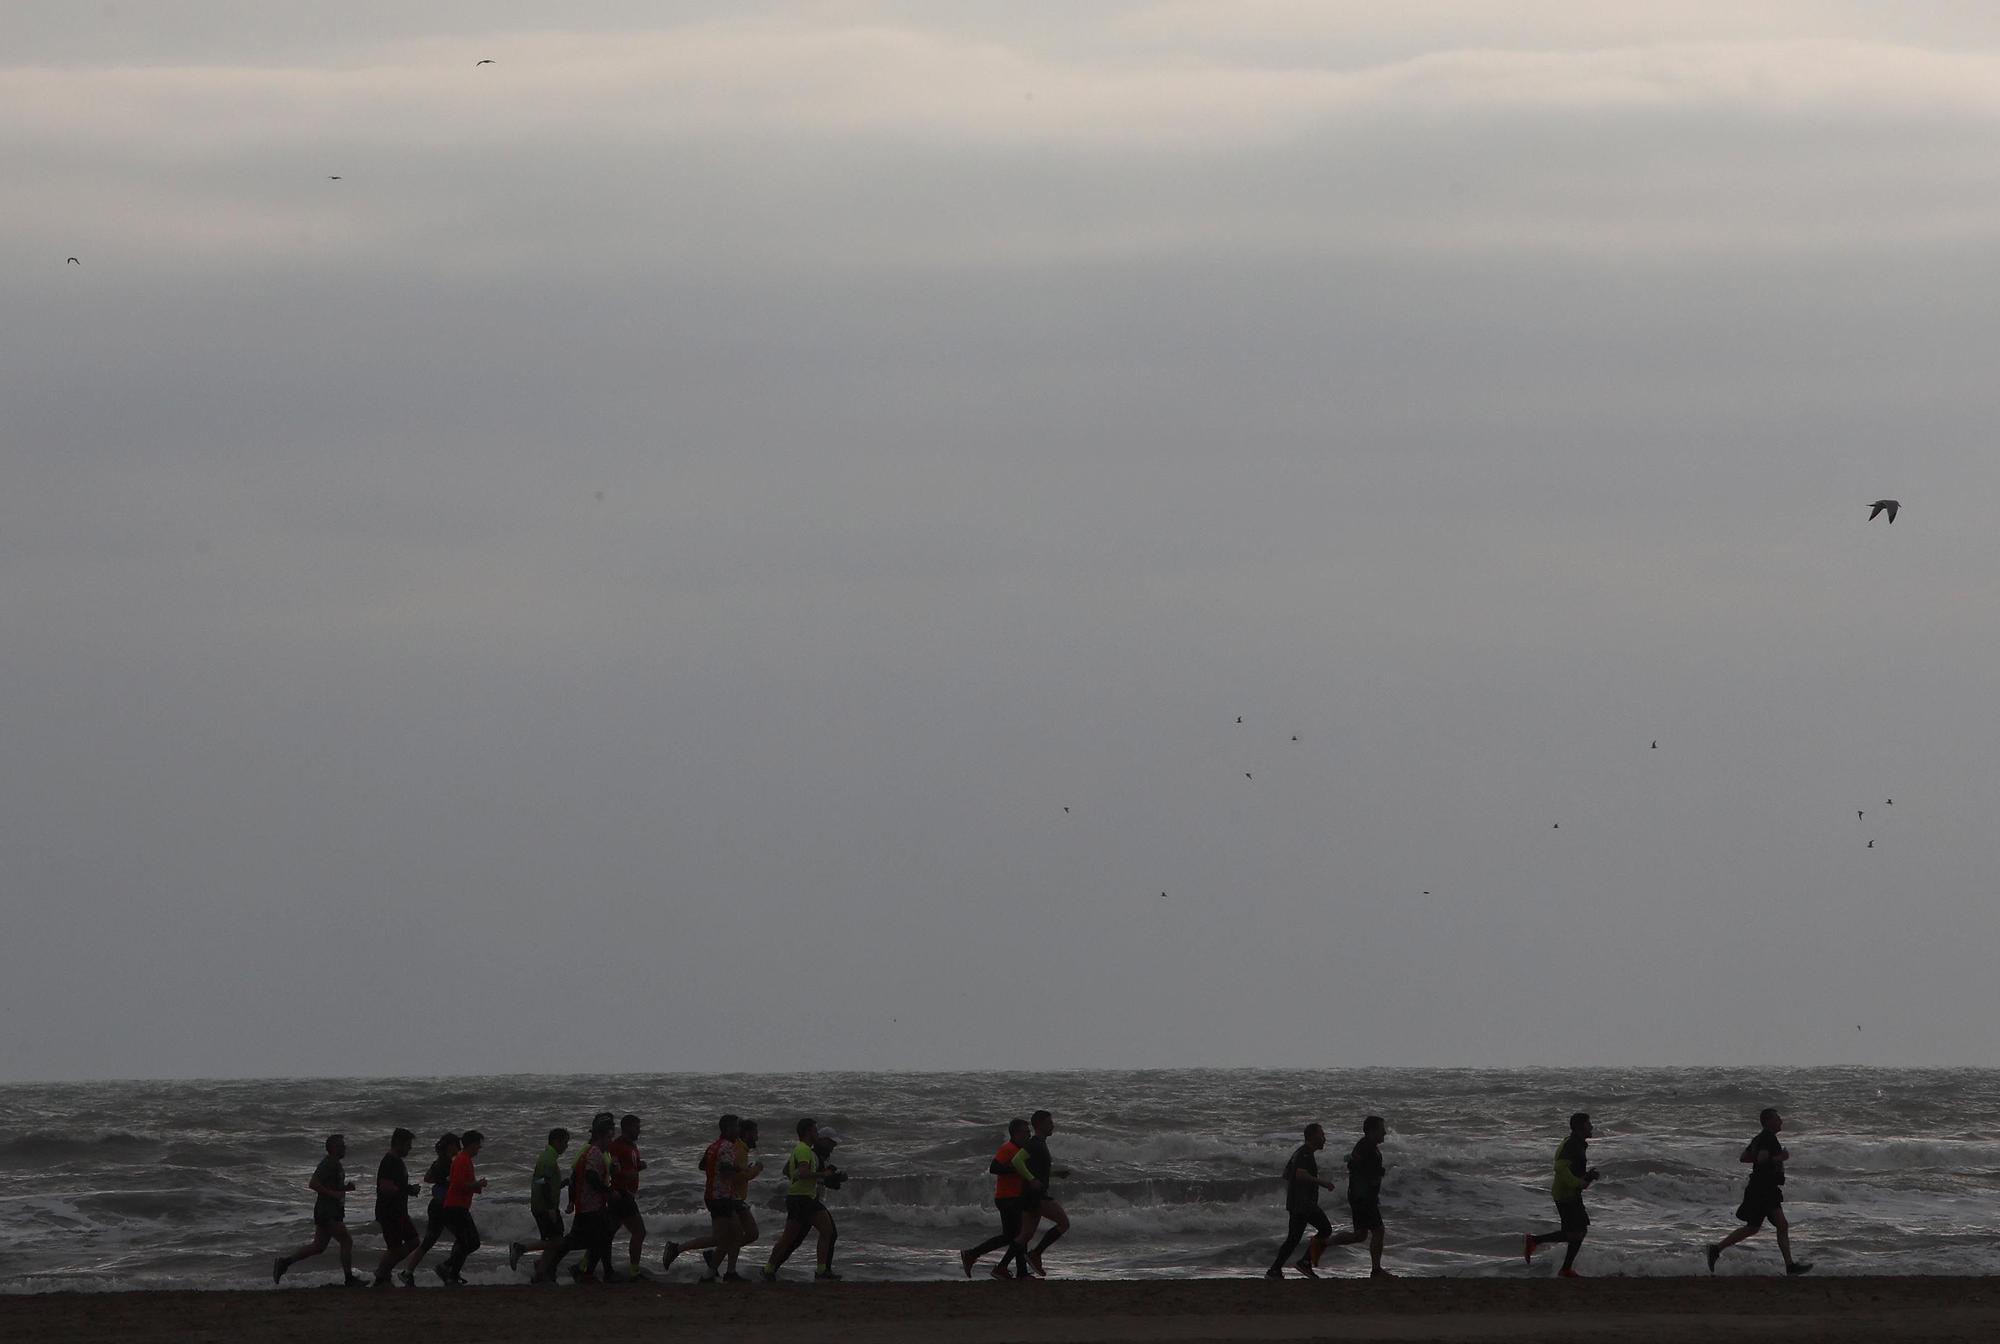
<box><xmin>4</xmin><ymin>1067</ymin><xmax>1999</xmax><ymax>1293</ymax></box>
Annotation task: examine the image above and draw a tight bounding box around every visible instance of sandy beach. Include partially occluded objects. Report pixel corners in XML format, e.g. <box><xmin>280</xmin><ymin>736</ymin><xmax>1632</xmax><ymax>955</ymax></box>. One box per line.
<box><xmin>6</xmin><ymin>1277</ymin><xmax>2000</xmax><ymax>1344</ymax></box>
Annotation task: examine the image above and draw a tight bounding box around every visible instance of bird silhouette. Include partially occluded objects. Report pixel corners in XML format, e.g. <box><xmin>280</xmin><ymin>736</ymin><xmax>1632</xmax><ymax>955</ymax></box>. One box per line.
<box><xmin>1886</xmin><ymin>798</ymin><xmax>1893</xmax><ymax>805</ymax></box>
<box><xmin>476</xmin><ymin>59</ymin><xmax>495</xmax><ymax>66</ymax></box>
<box><xmin>1553</xmin><ymin>823</ymin><xmax>1560</xmax><ymax>829</ymax></box>
<box><xmin>1858</xmin><ymin>810</ymin><xmax>1864</xmax><ymax>821</ymax></box>
<box><xmin>1062</xmin><ymin>807</ymin><xmax>1069</xmax><ymax>813</ymax></box>
<box><xmin>1245</xmin><ymin>773</ymin><xmax>1252</xmax><ymax>780</ymax></box>
<box><xmin>328</xmin><ymin>175</ymin><xmax>341</xmax><ymax>180</ymax></box>
<box><xmin>1291</xmin><ymin>735</ymin><xmax>1299</xmax><ymax>742</ymax></box>
<box><xmin>1867</xmin><ymin>839</ymin><xmax>1874</xmax><ymax>848</ymax></box>
<box><xmin>66</xmin><ymin>257</ymin><xmax>79</xmax><ymax>265</ymax></box>
<box><xmin>1651</xmin><ymin>740</ymin><xmax>1657</xmax><ymax>749</ymax></box>
<box><xmin>1868</xmin><ymin>499</ymin><xmax>1900</xmax><ymax>522</ymax></box>
<box><xmin>1236</xmin><ymin>716</ymin><xmax>1243</xmax><ymax>724</ymax></box>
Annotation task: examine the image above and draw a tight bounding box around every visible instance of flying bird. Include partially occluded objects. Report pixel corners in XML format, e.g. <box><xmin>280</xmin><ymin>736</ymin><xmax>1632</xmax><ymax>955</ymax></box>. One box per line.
<box><xmin>1867</xmin><ymin>839</ymin><xmax>1874</xmax><ymax>848</ymax></box>
<box><xmin>1236</xmin><ymin>716</ymin><xmax>1243</xmax><ymax>724</ymax></box>
<box><xmin>1858</xmin><ymin>810</ymin><xmax>1864</xmax><ymax>821</ymax></box>
<box><xmin>476</xmin><ymin>59</ymin><xmax>495</xmax><ymax>66</ymax></box>
<box><xmin>66</xmin><ymin>257</ymin><xmax>79</xmax><ymax>265</ymax></box>
<box><xmin>1062</xmin><ymin>807</ymin><xmax>1069</xmax><ymax>813</ymax></box>
<box><xmin>1291</xmin><ymin>735</ymin><xmax>1299</xmax><ymax>742</ymax></box>
<box><xmin>1886</xmin><ymin>799</ymin><xmax>1893</xmax><ymax>805</ymax></box>
<box><xmin>1553</xmin><ymin>823</ymin><xmax>1560</xmax><ymax>829</ymax></box>
<box><xmin>1868</xmin><ymin>499</ymin><xmax>1900</xmax><ymax>522</ymax></box>
<box><xmin>1651</xmin><ymin>740</ymin><xmax>1657</xmax><ymax>749</ymax></box>
<box><xmin>327</xmin><ymin>175</ymin><xmax>341</xmax><ymax>180</ymax></box>
<box><xmin>1245</xmin><ymin>773</ymin><xmax>1252</xmax><ymax>780</ymax></box>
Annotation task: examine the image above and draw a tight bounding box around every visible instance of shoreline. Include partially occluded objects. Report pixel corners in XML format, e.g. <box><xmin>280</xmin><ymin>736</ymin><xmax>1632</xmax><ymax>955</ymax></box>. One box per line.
<box><xmin>7</xmin><ymin>1277</ymin><xmax>2000</xmax><ymax>1343</ymax></box>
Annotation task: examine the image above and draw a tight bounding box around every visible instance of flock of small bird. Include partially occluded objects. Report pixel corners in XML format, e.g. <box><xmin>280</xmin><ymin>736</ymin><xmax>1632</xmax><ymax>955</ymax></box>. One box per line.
<box><xmin>1136</xmin><ymin>501</ymin><xmax>1907</xmax><ymax>900</ymax></box>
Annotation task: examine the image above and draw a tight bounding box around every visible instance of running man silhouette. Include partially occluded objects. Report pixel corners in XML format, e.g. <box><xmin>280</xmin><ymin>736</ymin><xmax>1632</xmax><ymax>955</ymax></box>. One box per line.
<box><xmin>1525</xmin><ymin>1113</ymin><xmax>1599</xmax><ymax>1277</ymax></box>
<box><xmin>1266</xmin><ymin>1123</ymin><xmax>1335</xmax><ymax>1278</ymax></box>
<box><xmin>1706</xmin><ymin>1108</ymin><xmax>1812</xmax><ymax>1276</ymax></box>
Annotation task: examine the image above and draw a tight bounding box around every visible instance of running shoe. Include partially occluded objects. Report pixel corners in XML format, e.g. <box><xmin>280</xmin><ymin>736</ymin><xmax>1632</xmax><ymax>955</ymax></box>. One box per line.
<box><xmin>989</xmin><ymin>1263</ymin><xmax>1012</xmax><ymax>1280</ymax></box>
<box><xmin>1705</xmin><ymin>1244</ymin><xmax>1721</xmax><ymax>1274</ymax></box>
<box><xmin>1523</xmin><ymin>1234</ymin><xmax>1536</xmax><ymax>1264</ymax></box>
<box><xmin>1294</xmin><ymin>1257</ymin><xmax>1319</xmax><ymax>1279</ymax></box>
<box><xmin>960</xmin><ymin>1249</ymin><xmax>977</xmax><ymax>1278</ymax></box>
<box><xmin>660</xmin><ymin>1241</ymin><xmax>683</xmax><ymax>1273</ymax></box>
<box><xmin>1558</xmin><ymin>1268</ymin><xmax>1583</xmax><ymax>1279</ymax></box>
<box><xmin>508</xmin><ymin>1242</ymin><xmax>523</xmax><ymax>1272</ymax></box>
<box><xmin>722</xmin><ymin>1271</ymin><xmax>746</xmax><ymax>1282</ymax></box>
<box><xmin>1264</xmin><ymin>1268</ymin><xmax>1285</xmax><ymax>1280</ymax></box>
<box><xmin>1786</xmin><ymin>1262</ymin><xmax>1814</xmax><ymax>1276</ymax></box>
<box><xmin>1370</xmin><ymin>1268</ymin><xmax>1396</xmax><ymax>1278</ymax></box>
<box><xmin>1026</xmin><ymin>1248</ymin><xmax>1046</xmax><ymax>1278</ymax></box>
<box><xmin>271</xmin><ymin>1258</ymin><xmax>287</xmax><ymax>1285</ymax></box>
<box><xmin>397</xmin><ymin>1270</ymin><xmax>415</xmax><ymax>1288</ymax></box>
<box><xmin>815</xmin><ymin>1268</ymin><xmax>842</xmax><ymax>1281</ymax></box>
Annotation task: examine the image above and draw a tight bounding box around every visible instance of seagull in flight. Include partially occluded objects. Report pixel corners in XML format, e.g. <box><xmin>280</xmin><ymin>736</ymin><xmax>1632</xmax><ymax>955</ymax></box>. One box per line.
<box><xmin>476</xmin><ymin>58</ymin><xmax>495</xmax><ymax>66</ymax></box>
<box><xmin>1651</xmin><ymin>740</ymin><xmax>1657</xmax><ymax>749</ymax></box>
<box><xmin>66</xmin><ymin>257</ymin><xmax>79</xmax><ymax>265</ymax></box>
<box><xmin>1868</xmin><ymin>499</ymin><xmax>1900</xmax><ymax>522</ymax></box>
<box><xmin>1867</xmin><ymin>839</ymin><xmax>1874</xmax><ymax>848</ymax></box>
<box><xmin>1858</xmin><ymin>810</ymin><xmax>1864</xmax><ymax>821</ymax></box>
<box><xmin>327</xmin><ymin>175</ymin><xmax>342</xmax><ymax>180</ymax></box>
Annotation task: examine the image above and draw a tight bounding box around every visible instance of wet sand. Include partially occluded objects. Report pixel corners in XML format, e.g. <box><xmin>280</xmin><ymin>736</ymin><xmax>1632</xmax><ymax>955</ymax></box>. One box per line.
<box><xmin>6</xmin><ymin>1276</ymin><xmax>2000</xmax><ymax>1343</ymax></box>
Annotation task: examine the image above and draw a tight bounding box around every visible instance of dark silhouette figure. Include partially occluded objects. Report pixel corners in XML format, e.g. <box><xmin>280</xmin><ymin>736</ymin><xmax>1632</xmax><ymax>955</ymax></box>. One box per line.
<box><xmin>476</xmin><ymin>59</ymin><xmax>495</xmax><ymax>65</ymax></box>
<box><xmin>1868</xmin><ymin>500</ymin><xmax>1900</xmax><ymax>522</ymax></box>
<box><xmin>1525</xmin><ymin>1113</ymin><xmax>1598</xmax><ymax>1277</ymax></box>
<box><xmin>66</xmin><ymin>257</ymin><xmax>79</xmax><ymax>264</ymax></box>
<box><xmin>1706</xmin><ymin>1109</ymin><xmax>1811</xmax><ymax>1276</ymax></box>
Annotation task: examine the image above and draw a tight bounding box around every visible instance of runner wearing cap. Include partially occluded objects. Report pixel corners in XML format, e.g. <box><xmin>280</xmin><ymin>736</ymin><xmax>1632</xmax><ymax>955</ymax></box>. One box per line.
<box><xmin>536</xmin><ymin>1115</ymin><xmax>619</xmax><ymax>1283</ymax></box>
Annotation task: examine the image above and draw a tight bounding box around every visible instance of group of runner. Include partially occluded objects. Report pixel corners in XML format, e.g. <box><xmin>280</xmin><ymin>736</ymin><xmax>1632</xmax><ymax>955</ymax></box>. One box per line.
<box><xmin>270</xmin><ymin>1109</ymin><xmax>846</xmax><ymax>1288</ymax></box>
<box><xmin>269</xmin><ymin>1103</ymin><xmax>1813</xmax><ymax>1287</ymax></box>
<box><xmin>959</xmin><ymin>1110</ymin><xmax>1073</xmax><ymax>1280</ymax></box>
<box><xmin>1267</xmin><ymin>1107</ymin><xmax>1812</xmax><ymax>1280</ymax></box>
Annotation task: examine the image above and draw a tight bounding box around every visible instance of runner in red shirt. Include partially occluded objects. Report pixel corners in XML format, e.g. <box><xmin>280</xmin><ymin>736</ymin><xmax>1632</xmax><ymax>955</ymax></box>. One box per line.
<box><xmin>661</xmin><ymin>1114</ymin><xmax>741</xmax><ymax>1280</ymax></box>
<box><xmin>608</xmin><ymin>1114</ymin><xmax>649</xmax><ymax>1275</ymax></box>
<box><xmin>437</xmin><ymin>1130</ymin><xmax>488</xmax><ymax>1284</ymax></box>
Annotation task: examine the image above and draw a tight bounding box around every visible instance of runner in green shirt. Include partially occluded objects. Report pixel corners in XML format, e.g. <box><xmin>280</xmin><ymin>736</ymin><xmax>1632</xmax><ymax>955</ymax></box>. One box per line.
<box><xmin>762</xmin><ymin>1117</ymin><xmax>842</xmax><ymax>1281</ymax></box>
<box><xmin>508</xmin><ymin>1128</ymin><xmax>570</xmax><ymax>1272</ymax></box>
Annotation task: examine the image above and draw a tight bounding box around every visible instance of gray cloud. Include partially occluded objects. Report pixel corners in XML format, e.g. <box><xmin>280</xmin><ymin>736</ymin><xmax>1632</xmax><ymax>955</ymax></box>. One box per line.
<box><xmin>4</xmin><ymin>4</ymin><xmax>1999</xmax><ymax>1081</ymax></box>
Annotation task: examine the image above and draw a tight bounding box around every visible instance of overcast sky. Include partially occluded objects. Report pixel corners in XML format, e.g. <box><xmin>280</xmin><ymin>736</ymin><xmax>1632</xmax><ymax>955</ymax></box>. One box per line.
<box><xmin>6</xmin><ymin>3</ymin><xmax>2000</xmax><ymax>1082</ymax></box>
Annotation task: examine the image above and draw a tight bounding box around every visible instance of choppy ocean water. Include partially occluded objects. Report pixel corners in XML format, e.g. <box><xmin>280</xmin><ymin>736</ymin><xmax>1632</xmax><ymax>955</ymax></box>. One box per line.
<box><xmin>4</xmin><ymin>1067</ymin><xmax>1999</xmax><ymax>1292</ymax></box>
